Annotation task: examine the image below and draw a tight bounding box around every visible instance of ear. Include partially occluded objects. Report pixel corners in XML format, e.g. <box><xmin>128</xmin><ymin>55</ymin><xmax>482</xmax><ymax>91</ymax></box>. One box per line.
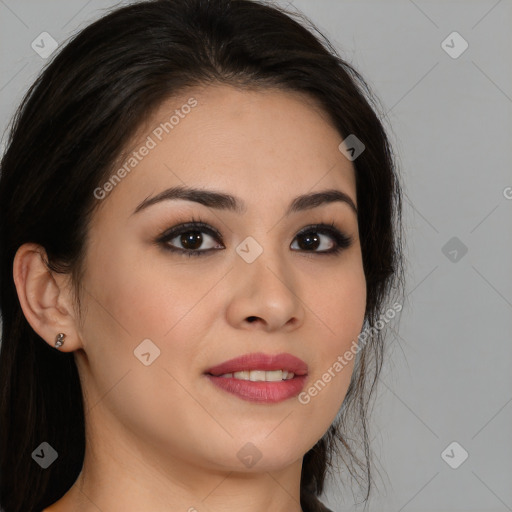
<box><xmin>12</xmin><ymin>243</ymin><xmax>82</xmax><ymax>352</ymax></box>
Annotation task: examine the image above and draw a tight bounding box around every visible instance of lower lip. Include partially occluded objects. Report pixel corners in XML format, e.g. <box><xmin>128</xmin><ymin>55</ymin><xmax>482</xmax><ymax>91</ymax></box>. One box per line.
<box><xmin>205</xmin><ymin>374</ymin><xmax>307</xmax><ymax>403</ymax></box>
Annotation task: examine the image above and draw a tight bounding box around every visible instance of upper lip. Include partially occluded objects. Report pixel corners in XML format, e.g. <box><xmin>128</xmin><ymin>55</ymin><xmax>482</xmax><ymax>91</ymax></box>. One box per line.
<box><xmin>205</xmin><ymin>352</ymin><xmax>308</xmax><ymax>377</ymax></box>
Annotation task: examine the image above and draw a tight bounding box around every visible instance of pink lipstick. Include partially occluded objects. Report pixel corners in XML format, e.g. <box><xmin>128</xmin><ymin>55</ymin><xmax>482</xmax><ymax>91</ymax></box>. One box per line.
<box><xmin>204</xmin><ymin>352</ymin><xmax>308</xmax><ymax>403</ymax></box>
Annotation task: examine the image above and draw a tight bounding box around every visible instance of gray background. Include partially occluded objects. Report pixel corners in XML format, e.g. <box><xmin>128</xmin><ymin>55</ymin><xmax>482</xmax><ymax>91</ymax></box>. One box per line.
<box><xmin>1</xmin><ymin>1</ymin><xmax>511</xmax><ymax>511</ymax></box>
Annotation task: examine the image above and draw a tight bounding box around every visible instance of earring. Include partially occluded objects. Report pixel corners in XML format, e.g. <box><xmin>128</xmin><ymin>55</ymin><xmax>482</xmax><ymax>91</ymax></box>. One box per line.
<box><xmin>55</xmin><ymin>333</ymin><xmax>66</xmax><ymax>349</ymax></box>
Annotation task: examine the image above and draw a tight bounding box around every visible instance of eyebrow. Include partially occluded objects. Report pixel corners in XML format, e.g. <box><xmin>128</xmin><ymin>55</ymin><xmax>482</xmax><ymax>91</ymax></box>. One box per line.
<box><xmin>132</xmin><ymin>185</ymin><xmax>358</xmax><ymax>217</ymax></box>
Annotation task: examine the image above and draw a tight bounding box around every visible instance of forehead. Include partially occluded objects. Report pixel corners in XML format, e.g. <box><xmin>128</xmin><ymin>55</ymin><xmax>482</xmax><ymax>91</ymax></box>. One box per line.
<box><xmin>97</xmin><ymin>84</ymin><xmax>357</xmax><ymax>218</ymax></box>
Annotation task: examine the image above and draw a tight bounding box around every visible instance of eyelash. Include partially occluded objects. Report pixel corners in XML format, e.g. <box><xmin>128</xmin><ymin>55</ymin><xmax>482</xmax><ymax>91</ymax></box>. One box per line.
<box><xmin>155</xmin><ymin>215</ymin><xmax>353</xmax><ymax>258</ymax></box>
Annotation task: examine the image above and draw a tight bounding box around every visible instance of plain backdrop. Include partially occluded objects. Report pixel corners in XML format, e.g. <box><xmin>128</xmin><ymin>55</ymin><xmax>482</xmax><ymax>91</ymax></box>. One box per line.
<box><xmin>0</xmin><ymin>1</ymin><xmax>511</xmax><ymax>511</ymax></box>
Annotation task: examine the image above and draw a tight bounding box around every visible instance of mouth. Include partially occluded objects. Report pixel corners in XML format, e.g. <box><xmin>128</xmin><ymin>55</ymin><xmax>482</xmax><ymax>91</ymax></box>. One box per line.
<box><xmin>206</xmin><ymin>369</ymin><xmax>298</xmax><ymax>381</ymax></box>
<box><xmin>204</xmin><ymin>352</ymin><xmax>308</xmax><ymax>403</ymax></box>
<box><xmin>204</xmin><ymin>352</ymin><xmax>308</xmax><ymax>378</ymax></box>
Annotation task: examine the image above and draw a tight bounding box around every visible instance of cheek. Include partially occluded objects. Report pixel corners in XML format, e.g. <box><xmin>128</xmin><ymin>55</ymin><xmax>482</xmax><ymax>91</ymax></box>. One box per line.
<box><xmin>75</xmin><ymin>243</ymin><xmax>215</xmax><ymax>444</ymax></box>
<box><xmin>77</xmin><ymin>238</ymin><xmax>225</xmax><ymax>396</ymax></box>
<box><xmin>308</xmin><ymin>259</ymin><xmax>367</xmax><ymax>344</ymax></box>
<box><xmin>84</xmin><ymin>237</ymin><xmax>197</xmax><ymax>341</ymax></box>
<box><xmin>301</xmin><ymin>262</ymin><xmax>366</xmax><ymax>412</ymax></box>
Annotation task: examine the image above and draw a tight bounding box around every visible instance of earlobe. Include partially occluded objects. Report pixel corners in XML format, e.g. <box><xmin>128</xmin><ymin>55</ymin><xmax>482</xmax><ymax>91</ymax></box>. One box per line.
<box><xmin>12</xmin><ymin>243</ymin><xmax>79</xmax><ymax>352</ymax></box>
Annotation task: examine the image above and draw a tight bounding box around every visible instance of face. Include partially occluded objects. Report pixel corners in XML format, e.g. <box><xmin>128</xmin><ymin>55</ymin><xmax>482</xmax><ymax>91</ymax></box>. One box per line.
<box><xmin>75</xmin><ymin>84</ymin><xmax>366</xmax><ymax>476</ymax></box>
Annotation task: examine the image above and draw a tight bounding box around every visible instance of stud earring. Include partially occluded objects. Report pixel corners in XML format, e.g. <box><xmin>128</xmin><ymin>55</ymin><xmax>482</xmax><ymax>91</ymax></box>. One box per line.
<box><xmin>54</xmin><ymin>333</ymin><xmax>66</xmax><ymax>349</ymax></box>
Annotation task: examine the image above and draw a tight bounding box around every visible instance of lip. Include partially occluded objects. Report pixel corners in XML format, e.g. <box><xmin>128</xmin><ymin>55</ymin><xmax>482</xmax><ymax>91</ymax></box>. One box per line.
<box><xmin>204</xmin><ymin>352</ymin><xmax>308</xmax><ymax>377</ymax></box>
<box><xmin>204</xmin><ymin>352</ymin><xmax>308</xmax><ymax>404</ymax></box>
<box><xmin>206</xmin><ymin>374</ymin><xmax>307</xmax><ymax>403</ymax></box>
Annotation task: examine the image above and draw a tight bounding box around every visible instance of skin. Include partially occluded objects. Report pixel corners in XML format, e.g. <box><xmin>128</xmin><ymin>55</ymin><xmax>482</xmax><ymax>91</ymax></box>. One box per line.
<box><xmin>14</xmin><ymin>84</ymin><xmax>366</xmax><ymax>512</ymax></box>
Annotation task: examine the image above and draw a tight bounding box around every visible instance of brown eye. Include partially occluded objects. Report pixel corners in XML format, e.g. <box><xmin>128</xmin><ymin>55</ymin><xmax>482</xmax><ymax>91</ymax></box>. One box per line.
<box><xmin>291</xmin><ymin>224</ymin><xmax>352</xmax><ymax>255</ymax></box>
<box><xmin>158</xmin><ymin>223</ymin><xmax>222</xmax><ymax>256</ymax></box>
<box><xmin>294</xmin><ymin>232</ymin><xmax>332</xmax><ymax>251</ymax></box>
<box><xmin>156</xmin><ymin>222</ymin><xmax>224</xmax><ymax>256</ymax></box>
<box><xmin>178</xmin><ymin>232</ymin><xmax>204</xmax><ymax>250</ymax></box>
<box><xmin>156</xmin><ymin>220</ymin><xmax>352</xmax><ymax>258</ymax></box>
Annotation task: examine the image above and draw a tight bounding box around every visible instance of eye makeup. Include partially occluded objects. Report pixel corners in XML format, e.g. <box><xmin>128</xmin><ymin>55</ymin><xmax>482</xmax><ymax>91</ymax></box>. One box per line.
<box><xmin>153</xmin><ymin>214</ymin><xmax>353</xmax><ymax>258</ymax></box>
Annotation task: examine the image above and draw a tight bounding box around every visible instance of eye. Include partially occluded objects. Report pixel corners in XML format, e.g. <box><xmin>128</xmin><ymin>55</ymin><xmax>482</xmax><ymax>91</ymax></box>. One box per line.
<box><xmin>156</xmin><ymin>219</ymin><xmax>222</xmax><ymax>257</ymax></box>
<box><xmin>155</xmin><ymin>218</ymin><xmax>352</xmax><ymax>258</ymax></box>
<box><xmin>291</xmin><ymin>223</ymin><xmax>352</xmax><ymax>255</ymax></box>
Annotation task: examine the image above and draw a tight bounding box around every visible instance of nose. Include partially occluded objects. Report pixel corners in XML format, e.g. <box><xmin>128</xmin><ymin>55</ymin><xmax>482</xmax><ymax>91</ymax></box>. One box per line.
<box><xmin>225</xmin><ymin>244</ymin><xmax>305</xmax><ymax>332</ymax></box>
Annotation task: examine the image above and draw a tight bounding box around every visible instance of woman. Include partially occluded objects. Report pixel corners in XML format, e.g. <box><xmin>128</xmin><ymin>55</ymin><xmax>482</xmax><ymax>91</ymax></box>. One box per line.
<box><xmin>0</xmin><ymin>0</ymin><xmax>405</xmax><ymax>511</ymax></box>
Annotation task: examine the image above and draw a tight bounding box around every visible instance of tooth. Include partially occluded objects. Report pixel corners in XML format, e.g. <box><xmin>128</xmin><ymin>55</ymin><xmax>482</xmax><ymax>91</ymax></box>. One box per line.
<box><xmin>249</xmin><ymin>370</ymin><xmax>266</xmax><ymax>381</ymax></box>
<box><xmin>265</xmin><ymin>370</ymin><xmax>283</xmax><ymax>382</ymax></box>
<box><xmin>217</xmin><ymin>370</ymin><xmax>295</xmax><ymax>381</ymax></box>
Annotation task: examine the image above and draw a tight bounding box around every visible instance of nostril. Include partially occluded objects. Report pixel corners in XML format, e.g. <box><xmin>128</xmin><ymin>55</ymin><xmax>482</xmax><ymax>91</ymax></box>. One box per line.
<box><xmin>246</xmin><ymin>316</ymin><xmax>258</xmax><ymax>323</ymax></box>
